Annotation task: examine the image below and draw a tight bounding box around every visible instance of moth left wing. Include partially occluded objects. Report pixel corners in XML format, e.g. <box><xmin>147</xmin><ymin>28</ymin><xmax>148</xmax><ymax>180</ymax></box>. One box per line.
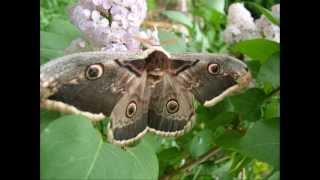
<box><xmin>170</xmin><ymin>53</ymin><xmax>251</xmax><ymax>107</ymax></box>
<box><xmin>40</xmin><ymin>51</ymin><xmax>147</xmax><ymax>121</ymax></box>
<box><xmin>147</xmin><ymin>74</ymin><xmax>196</xmax><ymax>136</ymax></box>
<box><xmin>107</xmin><ymin>72</ymin><xmax>151</xmax><ymax>146</ymax></box>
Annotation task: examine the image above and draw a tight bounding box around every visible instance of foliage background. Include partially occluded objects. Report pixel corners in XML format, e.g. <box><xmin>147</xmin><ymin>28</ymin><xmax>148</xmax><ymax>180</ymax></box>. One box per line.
<box><xmin>41</xmin><ymin>0</ymin><xmax>280</xmax><ymax>179</ymax></box>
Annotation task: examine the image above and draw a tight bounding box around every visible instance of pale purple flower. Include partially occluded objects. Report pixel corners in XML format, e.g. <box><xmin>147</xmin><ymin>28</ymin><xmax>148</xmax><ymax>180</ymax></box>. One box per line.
<box><xmin>223</xmin><ymin>3</ymin><xmax>280</xmax><ymax>44</ymax></box>
<box><xmin>255</xmin><ymin>4</ymin><xmax>280</xmax><ymax>42</ymax></box>
<box><xmin>68</xmin><ymin>0</ymin><xmax>150</xmax><ymax>53</ymax></box>
<box><xmin>223</xmin><ymin>3</ymin><xmax>261</xmax><ymax>44</ymax></box>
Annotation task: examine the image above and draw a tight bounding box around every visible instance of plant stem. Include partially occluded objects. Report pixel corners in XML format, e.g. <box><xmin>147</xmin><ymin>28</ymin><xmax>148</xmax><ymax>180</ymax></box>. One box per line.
<box><xmin>264</xmin><ymin>86</ymin><xmax>280</xmax><ymax>102</ymax></box>
<box><xmin>160</xmin><ymin>146</ymin><xmax>220</xmax><ymax>180</ymax></box>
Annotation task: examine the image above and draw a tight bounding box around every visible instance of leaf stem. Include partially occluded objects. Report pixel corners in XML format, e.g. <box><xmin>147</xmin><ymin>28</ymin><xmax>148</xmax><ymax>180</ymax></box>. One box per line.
<box><xmin>264</xmin><ymin>86</ymin><xmax>280</xmax><ymax>102</ymax></box>
<box><xmin>160</xmin><ymin>146</ymin><xmax>220</xmax><ymax>180</ymax></box>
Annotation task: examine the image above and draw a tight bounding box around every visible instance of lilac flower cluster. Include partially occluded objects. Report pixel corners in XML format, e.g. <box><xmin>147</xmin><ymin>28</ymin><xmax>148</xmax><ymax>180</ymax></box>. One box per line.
<box><xmin>68</xmin><ymin>0</ymin><xmax>153</xmax><ymax>52</ymax></box>
<box><xmin>223</xmin><ymin>3</ymin><xmax>280</xmax><ymax>44</ymax></box>
<box><xmin>255</xmin><ymin>4</ymin><xmax>280</xmax><ymax>43</ymax></box>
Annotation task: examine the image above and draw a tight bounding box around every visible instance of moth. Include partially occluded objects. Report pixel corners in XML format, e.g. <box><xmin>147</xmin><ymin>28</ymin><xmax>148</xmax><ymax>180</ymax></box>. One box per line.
<box><xmin>40</xmin><ymin>46</ymin><xmax>251</xmax><ymax>146</ymax></box>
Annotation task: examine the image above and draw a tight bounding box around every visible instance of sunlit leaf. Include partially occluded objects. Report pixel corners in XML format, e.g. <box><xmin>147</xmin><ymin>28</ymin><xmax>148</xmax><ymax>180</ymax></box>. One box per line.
<box><xmin>41</xmin><ymin>115</ymin><xmax>159</xmax><ymax>179</ymax></box>
<box><xmin>232</xmin><ymin>39</ymin><xmax>279</xmax><ymax>63</ymax></box>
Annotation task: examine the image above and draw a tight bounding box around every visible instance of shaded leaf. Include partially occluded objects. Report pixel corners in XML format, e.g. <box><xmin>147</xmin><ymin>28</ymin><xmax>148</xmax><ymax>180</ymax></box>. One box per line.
<box><xmin>238</xmin><ymin>118</ymin><xmax>279</xmax><ymax>169</ymax></box>
<box><xmin>217</xmin><ymin>118</ymin><xmax>279</xmax><ymax>170</ymax></box>
<box><xmin>263</xmin><ymin>97</ymin><xmax>280</xmax><ymax>119</ymax></box>
<box><xmin>229</xmin><ymin>153</ymin><xmax>252</xmax><ymax>176</ymax></box>
<box><xmin>246</xmin><ymin>60</ymin><xmax>261</xmax><ymax>78</ymax></box>
<box><xmin>187</xmin><ymin>130</ymin><xmax>214</xmax><ymax>157</ymax></box>
<box><xmin>41</xmin><ymin>115</ymin><xmax>158</xmax><ymax>179</ymax></box>
<box><xmin>229</xmin><ymin>88</ymin><xmax>266</xmax><ymax>122</ymax></box>
<box><xmin>232</xmin><ymin>39</ymin><xmax>279</xmax><ymax>63</ymax></box>
<box><xmin>257</xmin><ymin>52</ymin><xmax>280</xmax><ymax>88</ymax></box>
<box><xmin>40</xmin><ymin>109</ymin><xmax>61</xmax><ymax>132</ymax></box>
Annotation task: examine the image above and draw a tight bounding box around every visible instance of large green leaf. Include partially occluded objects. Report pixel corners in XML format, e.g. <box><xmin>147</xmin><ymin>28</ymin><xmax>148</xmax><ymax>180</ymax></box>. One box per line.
<box><xmin>40</xmin><ymin>20</ymin><xmax>79</xmax><ymax>64</ymax></box>
<box><xmin>40</xmin><ymin>31</ymin><xmax>71</xmax><ymax>63</ymax></box>
<box><xmin>217</xmin><ymin>118</ymin><xmax>279</xmax><ymax>169</ymax></box>
<box><xmin>40</xmin><ymin>109</ymin><xmax>61</xmax><ymax>132</ymax></box>
<box><xmin>41</xmin><ymin>115</ymin><xmax>159</xmax><ymax>179</ymax></box>
<box><xmin>229</xmin><ymin>88</ymin><xmax>266</xmax><ymax>122</ymax></box>
<box><xmin>246</xmin><ymin>60</ymin><xmax>261</xmax><ymax>78</ymax></box>
<box><xmin>196</xmin><ymin>99</ymin><xmax>237</xmax><ymax>133</ymax></box>
<box><xmin>41</xmin><ymin>31</ymin><xmax>71</xmax><ymax>50</ymax></box>
<box><xmin>257</xmin><ymin>52</ymin><xmax>280</xmax><ymax>88</ymax></box>
<box><xmin>47</xmin><ymin>19</ymin><xmax>80</xmax><ymax>40</ymax></box>
<box><xmin>232</xmin><ymin>39</ymin><xmax>280</xmax><ymax>63</ymax></box>
<box><xmin>161</xmin><ymin>10</ymin><xmax>193</xmax><ymax>28</ymax></box>
<box><xmin>238</xmin><ymin>118</ymin><xmax>279</xmax><ymax>169</ymax></box>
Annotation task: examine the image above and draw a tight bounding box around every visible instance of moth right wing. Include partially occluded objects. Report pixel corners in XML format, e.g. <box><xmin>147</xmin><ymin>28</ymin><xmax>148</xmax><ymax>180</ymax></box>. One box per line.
<box><xmin>170</xmin><ymin>53</ymin><xmax>251</xmax><ymax>107</ymax></box>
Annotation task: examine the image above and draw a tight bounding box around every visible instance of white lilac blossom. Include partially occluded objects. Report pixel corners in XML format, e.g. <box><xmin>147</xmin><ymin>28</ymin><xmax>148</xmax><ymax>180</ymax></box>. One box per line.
<box><xmin>223</xmin><ymin>3</ymin><xmax>261</xmax><ymax>44</ymax></box>
<box><xmin>223</xmin><ymin>3</ymin><xmax>280</xmax><ymax>44</ymax></box>
<box><xmin>68</xmin><ymin>0</ymin><xmax>157</xmax><ymax>53</ymax></box>
<box><xmin>255</xmin><ymin>4</ymin><xmax>280</xmax><ymax>42</ymax></box>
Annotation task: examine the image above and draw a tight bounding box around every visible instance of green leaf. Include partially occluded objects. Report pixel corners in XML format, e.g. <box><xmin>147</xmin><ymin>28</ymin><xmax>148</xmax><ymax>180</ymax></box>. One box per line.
<box><xmin>218</xmin><ymin>118</ymin><xmax>279</xmax><ymax>169</ymax></box>
<box><xmin>147</xmin><ymin>0</ymin><xmax>157</xmax><ymax>11</ymax></box>
<box><xmin>40</xmin><ymin>109</ymin><xmax>61</xmax><ymax>132</ymax></box>
<box><xmin>41</xmin><ymin>31</ymin><xmax>71</xmax><ymax>50</ymax></box>
<box><xmin>268</xmin><ymin>171</ymin><xmax>280</xmax><ymax>180</ymax></box>
<box><xmin>158</xmin><ymin>30</ymin><xmax>187</xmax><ymax>53</ymax></box>
<box><xmin>187</xmin><ymin>130</ymin><xmax>214</xmax><ymax>157</ymax></box>
<box><xmin>215</xmin><ymin>131</ymin><xmax>243</xmax><ymax>149</ymax></box>
<box><xmin>246</xmin><ymin>60</ymin><xmax>261</xmax><ymax>78</ymax></box>
<box><xmin>206</xmin><ymin>0</ymin><xmax>225</xmax><ymax>14</ymax></box>
<box><xmin>229</xmin><ymin>153</ymin><xmax>252</xmax><ymax>176</ymax></box>
<box><xmin>41</xmin><ymin>115</ymin><xmax>158</xmax><ymax>179</ymax></box>
<box><xmin>40</xmin><ymin>48</ymin><xmax>64</xmax><ymax>64</ymax></box>
<box><xmin>263</xmin><ymin>98</ymin><xmax>280</xmax><ymax>119</ymax></box>
<box><xmin>245</xmin><ymin>2</ymin><xmax>279</xmax><ymax>25</ymax></box>
<box><xmin>238</xmin><ymin>118</ymin><xmax>279</xmax><ymax>169</ymax></box>
<box><xmin>232</xmin><ymin>39</ymin><xmax>279</xmax><ymax>63</ymax></box>
<box><xmin>210</xmin><ymin>161</ymin><xmax>233</xmax><ymax>179</ymax></box>
<box><xmin>158</xmin><ymin>147</ymin><xmax>183</xmax><ymax>166</ymax></box>
<box><xmin>196</xmin><ymin>98</ymin><xmax>236</xmax><ymax>130</ymax></box>
<box><xmin>47</xmin><ymin>19</ymin><xmax>80</xmax><ymax>40</ymax></box>
<box><xmin>257</xmin><ymin>52</ymin><xmax>280</xmax><ymax>88</ymax></box>
<box><xmin>161</xmin><ymin>10</ymin><xmax>193</xmax><ymax>28</ymax></box>
<box><xmin>229</xmin><ymin>88</ymin><xmax>266</xmax><ymax>122</ymax></box>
